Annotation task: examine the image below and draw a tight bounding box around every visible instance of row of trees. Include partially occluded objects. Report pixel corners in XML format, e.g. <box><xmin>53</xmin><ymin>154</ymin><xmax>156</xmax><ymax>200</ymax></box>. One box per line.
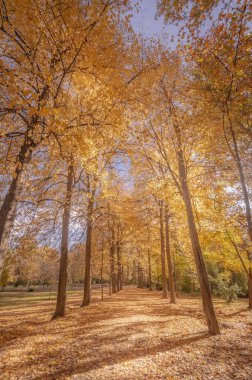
<box><xmin>0</xmin><ymin>0</ymin><xmax>251</xmax><ymax>335</ymax></box>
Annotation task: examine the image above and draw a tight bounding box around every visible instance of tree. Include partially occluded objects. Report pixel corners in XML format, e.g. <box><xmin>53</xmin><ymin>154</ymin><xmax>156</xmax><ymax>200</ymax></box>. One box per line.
<box><xmin>165</xmin><ymin>206</ymin><xmax>176</xmax><ymax>303</ymax></box>
<box><xmin>53</xmin><ymin>160</ymin><xmax>74</xmax><ymax>318</ymax></box>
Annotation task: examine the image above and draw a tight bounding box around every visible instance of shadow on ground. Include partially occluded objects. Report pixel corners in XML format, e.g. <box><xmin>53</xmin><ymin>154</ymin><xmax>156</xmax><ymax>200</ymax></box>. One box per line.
<box><xmin>0</xmin><ymin>287</ymin><xmax>251</xmax><ymax>380</ymax></box>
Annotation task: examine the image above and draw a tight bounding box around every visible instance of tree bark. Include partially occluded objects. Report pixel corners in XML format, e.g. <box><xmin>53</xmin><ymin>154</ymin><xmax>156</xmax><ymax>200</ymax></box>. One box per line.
<box><xmin>147</xmin><ymin>230</ymin><xmax>152</xmax><ymax>290</ymax></box>
<box><xmin>159</xmin><ymin>201</ymin><xmax>168</xmax><ymax>299</ymax></box>
<box><xmin>147</xmin><ymin>247</ymin><xmax>152</xmax><ymax>291</ymax></box>
<box><xmin>81</xmin><ymin>197</ymin><xmax>94</xmax><ymax>307</ymax></box>
<box><xmin>110</xmin><ymin>228</ymin><xmax>117</xmax><ymax>293</ymax></box>
<box><xmin>120</xmin><ymin>265</ymin><xmax>123</xmax><ymax>290</ymax></box>
<box><xmin>227</xmin><ymin>109</ymin><xmax>252</xmax><ymax>243</ymax></box>
<box><xmin>53</xmin><ymin>161</ymin><xmax>74</xmax><ymax>318</ymax></box>
<box><xmin>116</xmin><ymin>240</ymin><xmax>122</xmax><ymax>292</ymax></box>
<box><xmin>165</xmin><ymin>206</ymin><xmax>176</xmax><ymax>303</ymax></box>
<box><xmin>132</xmin><ymin>259</ymin><xmax>136</xmax><ymax>285</ymax></box>
<box><xmin>137</xmin><ymin>262</ymin><xmax>144</xmax><ymax>288</ymax></box>
<box><xmin>0</xmin><ymin>138</ymin><xmax>33</xmax><ymax>273</ymax></box>
<box><xmin>229</xmin><ymin>124</ymin><xmax>252</xmax><ymax>308</ymax></box>
<box><xmin>101</xmin><ymin>239</ymin><xmax>104</xmax><ymax>301</ymax></box>
<box><xmin>248</xmin><ymin>268</ymin><xmax>252</xmax><ymax>309</ymax></box>
<box><xmin>174</xmin><ymin>121</ymin><xmax>220</xmax><ymax>335</ymax></box>
<box><xmin>0</xmin><ymin>86</ymin><xmax>48</xmax><ymax>274</ymax></box>
<box><xmin>228</xmin><ymin>233</ymin><xmax>252</xmax><ymax>309</ymax></box>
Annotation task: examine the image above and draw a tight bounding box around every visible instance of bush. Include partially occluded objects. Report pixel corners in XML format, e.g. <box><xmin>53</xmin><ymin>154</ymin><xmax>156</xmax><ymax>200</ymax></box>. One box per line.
<box><xmin>14</xmin><ymin>277</ymin><xmax>27</xmax><ymax>287</ymax></box>
<box><xmin>211</xmin><ymin>276</ymin><xmax>244</xmax><ymax>302</ymax></box>
<box><xmin>0</xmin><ymin>267</ymin><xmax>9</xmax><ymax>291</ymax></box>
<box><xmin>225</xmin><ymin>283</ymin><xmax>244</xmax><ymax>303</ymax></box>
<box><xmin>156</xmin><ymin>283</ymin><xmax>162</xmax><ymax>291</ymax></box>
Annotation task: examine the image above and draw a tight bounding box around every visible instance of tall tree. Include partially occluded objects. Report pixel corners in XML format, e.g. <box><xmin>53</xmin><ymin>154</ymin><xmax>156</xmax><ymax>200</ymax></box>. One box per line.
<box><xmin>53</xmin><ymin>160</ymin><xmax>74</xmax><ymax>318</ymax></box>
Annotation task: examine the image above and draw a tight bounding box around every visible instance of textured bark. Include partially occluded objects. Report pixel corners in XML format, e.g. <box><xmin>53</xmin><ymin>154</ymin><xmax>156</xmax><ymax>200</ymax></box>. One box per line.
<box><xmin>159</xmin><ymin>202</ymin><xmax>168</xmax><ymax>299</ymax></box>
<box><xmin>165</xmin><ymin>207</ymin><xmax>176</xmax><ymax>303</ymax></box>
<box><xmin>174</xmin><ymin>121</ymin><xmax>220</xmax><ymax>335</ymax></box>
<box><xmin>53</xmin><ymin>162</ymin><xmax>74</xmax><ymax>318</ymax></box>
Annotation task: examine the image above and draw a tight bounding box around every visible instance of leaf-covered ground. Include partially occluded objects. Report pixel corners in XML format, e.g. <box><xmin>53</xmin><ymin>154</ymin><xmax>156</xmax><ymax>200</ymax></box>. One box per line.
<box><xmin>0</xmin><ymin>287</ymin><xmax>251</xmax><ymax>380</ymax></box>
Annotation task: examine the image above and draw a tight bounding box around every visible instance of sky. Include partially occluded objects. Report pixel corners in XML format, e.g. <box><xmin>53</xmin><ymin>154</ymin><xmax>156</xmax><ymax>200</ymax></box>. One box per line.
<box><xmin>130</xmin><ymin>0</ymin><xmax>179</xmax><ymax>41</ymax></box>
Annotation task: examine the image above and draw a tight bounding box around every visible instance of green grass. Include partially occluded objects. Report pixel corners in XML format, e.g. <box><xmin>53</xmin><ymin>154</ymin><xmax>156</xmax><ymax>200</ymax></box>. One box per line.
<box><xmin>0</xmin><ymin>289</ymin><xmax>84</xmax><ymax>308</ymax></box>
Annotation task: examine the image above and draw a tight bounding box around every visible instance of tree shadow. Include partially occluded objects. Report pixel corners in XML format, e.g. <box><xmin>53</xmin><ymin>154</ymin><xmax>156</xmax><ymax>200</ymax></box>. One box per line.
<box><xmin>1</xmin><ymin>287</ymin><xmax>251</xmax><ymax>380</ymax></box>
<box><xmin>14</xmin><ymin>329</ymin><xmax>210</xmax><ymax>380</ymax></box>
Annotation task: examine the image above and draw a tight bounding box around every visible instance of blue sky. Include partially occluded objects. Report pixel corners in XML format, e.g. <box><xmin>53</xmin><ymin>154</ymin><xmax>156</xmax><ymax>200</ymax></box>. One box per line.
<box><xmin>130</xmin><ymin>0</ymin><xmax>179</xmax><ymax>41</ymax></box>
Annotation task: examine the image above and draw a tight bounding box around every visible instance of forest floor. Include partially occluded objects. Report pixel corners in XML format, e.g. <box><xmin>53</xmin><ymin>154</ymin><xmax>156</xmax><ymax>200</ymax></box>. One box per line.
<box><xmin>0</xmin><ymin>287</ymin><xmax>252</xmax><ymax>380</ymax></box>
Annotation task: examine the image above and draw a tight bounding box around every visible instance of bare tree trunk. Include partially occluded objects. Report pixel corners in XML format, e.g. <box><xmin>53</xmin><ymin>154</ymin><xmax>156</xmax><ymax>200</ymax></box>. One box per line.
<box><xmin>116</xmin><ymin>240</ymin><xmax>122</xmax><ymax>292</ymax></box>
<box><xmin>227</xmin><ymin>233</ymin><xmax>252</xmax><ymax>309</ymax></box>
<box><xmin>81</xmin><ymin>197</ymin><xmax>94</xmax><ymax>307</ymax></box>
<box><xmin>101</xmin><ymin>238</ymin><xmax>104</xmax><ymax>301</ymax></box>
<box><xmin>109</xmin><ymin>279</ymin><xmax>112</xmax><ymax>296</ymax></box>
<box><xmin>110</xmin><ymin>228</ymin><xmax>117</xmax><ymax>293</ymax></box>
<box><xmin>248</xmin><ymin>269</ymin><xmax>252</xmax><ymax>309</ymax></box>
<box><xmin>226</xmin><ymin>111</ymin><xmax>252</xmax><ymax>308</ymax></box>
<box><xmin>120</xmin><ymin>264</ymin><xmax>123</xmax><ymax>290</ymax></box>
<box><xmin>137</xmin><ymin>262</ymin><xmax>143</xmax><ymax>288</ymax></box>
<box><xmin>147</xmin><ymin>230</ymin><xmax>152</xmax><ymax>290</ymax></box>
<box><xmin>53</xmin><ymin>162</ymin><xmax>74</xmax><ymax>318</ymax></box>
<box><xmin>0</xmin><ymin>138</ymin><xmax>33</xmax><ymax>273</ymax></box>
<box><xmin>147</xmin><ymin>248</ymin><xmax>152</xmax><ymax>291</ymax></box>
<box><xmin>227</xmin><ymin>111</ymin><xmax>252</xmax><ymax>243</ymax></box>
<box><xmin>174</xmin><ymin>121</ymin><xmax>220</xmax><ymax>335</ymax></box>
<box><xmin>165</xmin><ymin>206</ymin><xmax>176</xmax><ymax>303</ymax></box>
<box><xmin>132</xmin><ymin>259</ymin><xmax>136</xmax><ymax>285</ymax></box>
<box><xmin>159</xmin><ymin>201</ymin><xmax>168</xmax><ymax>299</ymax></box>
<box><xmin>0</xmin><ymin>83</ymin><xmax>48</xmax><ymax>274</ymax></box>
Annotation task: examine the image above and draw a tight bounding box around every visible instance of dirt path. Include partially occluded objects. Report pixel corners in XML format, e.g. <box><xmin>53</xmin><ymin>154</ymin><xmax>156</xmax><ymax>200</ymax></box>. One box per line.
<box><xmin>0</xmin><ymin>287</ymin><xmax>251</xmax><ymax>379</ymax></box>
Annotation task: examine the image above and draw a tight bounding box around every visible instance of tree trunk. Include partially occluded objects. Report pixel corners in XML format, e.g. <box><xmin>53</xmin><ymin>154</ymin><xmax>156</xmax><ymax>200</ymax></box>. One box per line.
<box><xmin>147</xmin><ymin>248</ymin><xmax>152</xmax><ymax>291</ymax></box>
<box><xmin>147</xmin><ymin>230</ymin><xmax>152</xmax><ymax>290</ymax></box>
<box><xmin>159</xmin><ymin>201</ymin><xmax>168</xmax><ymax>299</ymax></box>
<box><xmin>137</xmin><ymin>263</ymin><xmax>144</xmax><ymax>288</ymax></box>
<box><xmin>248</xmin><ymin>268</ymin><xmax>252</xmax><ymax>309</ymax></box>
<box><xmin>174</xmin><ymin>121</ymin><xmax>220</xmax><ymax>335</ymax></box>
<box><xmin>53</xmin><ymin>162</ymin><xmax>74</xmax><ymax>318</ymax></box>
<box><xmin>132</xmin><ymin>259</ymin><xmax>136</xmax><ymax>285</ymax></box>
<box><xmin>81</xmin><ymin>197</ymin><xmax>94</xmax><ymax>307</ymax></box>
<box><xmin>101</xmin><ymin>239</ymin><xmax>104</xmax><ymax>301</ymax></box>
<box><xmin>110</xmin><ymin>228</ymin><xmax>117</xmax><ymax>293</ymax></box>
<box><xmin>227</xmin><ymin>233</ymin><xmax>251</xmax><ymax>309</ymax></box>
<box><xmin>126</xmin><ymin>263</ymin><xmax>130</xmax><ymax>285</ymax></box>
<box><xmin>227</xmin><ymin>112</ymin><xmax>252</xmax><ymax>243</ymax></box>
<box><xmin>165</xmin><ymin>207</ymin><xmax>176</xmax><ymax>303</ymax></box>
<box><xmin>229</xmin><ymin>124</ymin><xmax>252</xmax><ymax>308</ymax></box>
<box><xmin>120</xmin><ymin>265</ymin><xmax>123</xmax><ymax>290</ymax></box>
<box><xmin>116</xmin><ymin>240</ymin><xmax>122</xmax><ymax>292</ymax></box>
<box><xmin>0</xmin><ymin>138</ymin><xmax>33</xmax><ymax>273</ymax></box>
